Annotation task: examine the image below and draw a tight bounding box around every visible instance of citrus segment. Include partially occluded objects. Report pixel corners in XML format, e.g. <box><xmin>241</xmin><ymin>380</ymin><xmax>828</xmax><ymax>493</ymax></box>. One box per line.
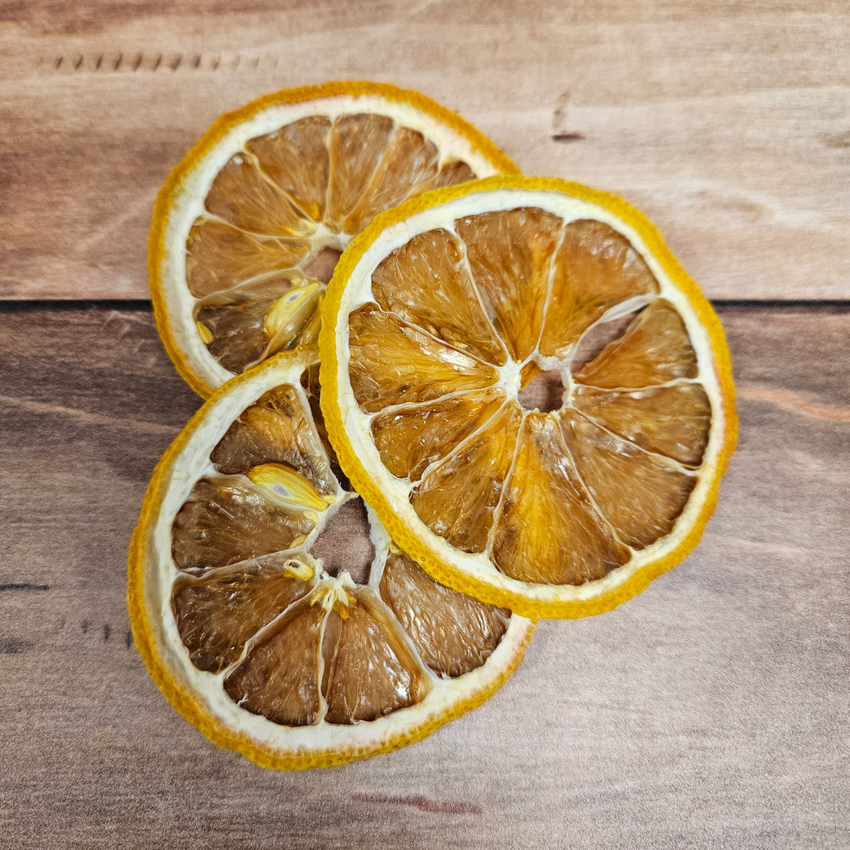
<box><xmin>572</xmin><ymin>384</ymin><xmax>711</xmax><ymax>466</ymax></box>
<box><xmin>410</xmin><ymin>402</ymin><xmax>523</xmax><ymax>554</ymax></box>
<box><xmin>244</xmin><ymin>116</ymin><xmax>332</xmax><ymax>221</ymax></box>
<box><xmin>347</xmin><ymin>305</ymin><xmax>500</xmax><ymax>413</ymax></box>
<box><xmin>211</xmin><ymin>384</ymin><xmax>335</xmax><ymax>489</ymax></box>
<box><xmin>129</xmin><ymin>348</ymin><xmax>534</xmax><ymax>768</ymax></box>
<box><xmin>171</xmin><ymin>477</ymin><xmax>316</xmax><ymax>573</ymax></box>
<box><xmin>491</xmin><ymin>413</ymin><xmax>630</xmax><ymax>585</ymax></box>
<box><xmin>539</xmin><ymin>219</ymin><xmax>660</xmax><ymax>358</ymax></box>
<box><xmin>186</xmin><ymin>220</ymin><xmax>309</xmax><ymax>298</ymax></box>
<box><xmin>172</xmin><ymin>561</ymin><xmax>315</xmax><ymax>673</ymax></box>
<box><xmin>324</xmin><ymin>114</ymin><xmax>396</xmax><ymax>231</ymax></box>
<box><xmin>371</xmin><ymin>228</ymin><xmax>506</xmax><ymax>364</ymax></box>
<box><xmin>223</xmin><ymin>598</ymin><xmax>326</xmax><ymax>726</ymax></box>
<box><xmin>371</xmin><ymin>389</ymin><xmax>505</xmax><ymax>481</ymax></box>
<box><xmin>455</xmin><ymin>208</ymin><xmax>563</xmax><ymax>362</ymax></box>
<box><xmin>196</xmin><ymin>277</ymin><xmax>321</xmax><ymax>377</ymax></box>
<box><xmin>558</xmin><ymin>411</ymin><xmax>697</xmax><ymax>549</ymax></box>
<box><xmin>574</xmin><ymin>298</ymin><xmax>698</xmax><ymax>389</ymax></box>
<box><xmin>150</xmin><ymin>82</ymin><xmax>519</xmax><ymax>397</ymax></box>
<box><xmin>320</xmin><ymin>176</ymin><xmax>737</xmax><ymax>618</ymax></box>
<box><xmin>205</xmin><ymin>154</ymin><xmax>316</xmax><ymax>238</ymax></box>
<box><xmin>323</xmin><ymin>589</ymin><xmax>426</xmax><ymax>724</ymax></box>
<box><xmin>194</xmin><ymin>276</ymin><xmax>325</xmax><ymax>376</ymax></box>
<box><xmin>418</xmin><ymin>160</ymin><xmax>477</xmax><ymax>193</ymax></box>
<box><xmin>342</xmin><ymin>127</ymin><xmax>440</xmax><ymax>234</ymax></box>
<box><xmin>195</xmin><ymin>292</ymin><xmax>277</xmax><ymax>374</ymax></box>
<box><xmin>380</xmin><ymin>552</ymin><xmax>510</xmax><ymax>678</ymax></box>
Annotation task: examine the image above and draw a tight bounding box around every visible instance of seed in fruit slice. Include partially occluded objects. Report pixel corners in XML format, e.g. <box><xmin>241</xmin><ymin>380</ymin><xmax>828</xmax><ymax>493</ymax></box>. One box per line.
<box><xmin>149</xmin><ymin>81</ymin><xmax>519</xmax><ymax>398</ymax></box>
<box><xmin>319</xmin><ymin>175</ymin><xmax>737</xmax><ymax>619</ymax></box>
<box><xmin>129</xmin><ymin>347</ymin><xmax>534</xmax><ymax>769</ymax></box>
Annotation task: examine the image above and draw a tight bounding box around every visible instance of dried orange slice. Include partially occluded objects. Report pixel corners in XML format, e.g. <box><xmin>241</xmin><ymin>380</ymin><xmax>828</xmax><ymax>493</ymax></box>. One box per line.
<box><xmin>320</xmin><ymin>176</ymin><xmax>737</xmax><ymax>619</ymax></box>
<box><xmin>149</xmin><ymin>81</ymin><xmax>519</xmax><ymax>398</ymax></box>
<box><xmin>128</xmin><ymin>346</ymin><xmax>533</xmax><ymax>769</ymax></box>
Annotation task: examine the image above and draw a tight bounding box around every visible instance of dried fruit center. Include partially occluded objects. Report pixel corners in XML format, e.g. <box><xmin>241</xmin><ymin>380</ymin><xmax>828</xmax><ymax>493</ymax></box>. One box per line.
<box><xmin>517</xmin><ymin>369</ymin><xmax>566</xmax><ymax>413</ymax></box>
<box><xmin>570</xmin><ymin>311</ymin><xmax>641</xmax><ymax>373</ymax></box>
<box><xmin>303</xmin><ymin>247</ymin><xmax>343</xmax><ymax>284</ymax></box>
<box><xmin>310</xmin><ymin>498</ymin><xmax>374</xmax><ymax>583</ymax></box>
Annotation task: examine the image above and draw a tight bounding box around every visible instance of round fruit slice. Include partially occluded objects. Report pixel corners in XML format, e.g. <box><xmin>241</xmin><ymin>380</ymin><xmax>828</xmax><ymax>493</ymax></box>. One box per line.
<box><xmin>150</xmin><ymin>81</ymin><xmax>519</xmax><ymax>398</ymax></box>
<box><xmin>129</xmin><ymin>346</ymin><xmax>534</xmax><ymax>769</ymax></box>
<box><xmin>320</xmin><ymin>176</ymin><xmax>737</xmax><ymax>620</ymax></box>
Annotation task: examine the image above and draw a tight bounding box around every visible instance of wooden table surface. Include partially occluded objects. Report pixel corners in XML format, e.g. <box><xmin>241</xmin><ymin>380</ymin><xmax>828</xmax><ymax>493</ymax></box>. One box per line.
<box><xmin>1</xmin><ymin>2</ymin><xmax>848</xmax><ymax>848</ymax></box>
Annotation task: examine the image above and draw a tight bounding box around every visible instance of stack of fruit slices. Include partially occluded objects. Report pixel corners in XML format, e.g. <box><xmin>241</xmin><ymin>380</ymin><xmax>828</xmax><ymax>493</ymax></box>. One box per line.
<box><xmin>132</xmin><ymin>81</ymin><xmax>736</xmax><ymax>769</ymax></box>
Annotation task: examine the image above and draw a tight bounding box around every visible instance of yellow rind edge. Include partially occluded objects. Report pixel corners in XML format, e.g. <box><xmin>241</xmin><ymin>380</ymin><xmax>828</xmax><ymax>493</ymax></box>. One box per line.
<box><xmin>148</xmin><ymin>80</ymin><xmax>522</xmax><ymax>399</ymax></box>
<box><xmin>319</xmin><ymin>174</ymin><xmax>739</xmax><ymax>620</ymax></box>
<box><xmin>127</xmin><ymin>347</ymin><xmax>535</xmax><ymax>769</ymax></box>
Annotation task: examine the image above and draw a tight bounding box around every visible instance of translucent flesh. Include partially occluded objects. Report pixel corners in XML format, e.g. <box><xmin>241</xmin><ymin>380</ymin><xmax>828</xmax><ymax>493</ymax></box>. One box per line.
<box><xmin>186</xmin><ymin>219</ymin><xmax>309</xmax><ymax>298</ymax></box>
<box><xmin>343</xmin><ymin>127</ymin><xmax>440</xmax><ymax>234</ymax></box>
<box><xmin>380</xmin><ymin>553</ymin><xmax>510</xmax><ymax>678</ymax></box>
<box><xmin>172</xmin><ymin>561</ymin><xmax>313</xmax><ymax>673</ymax></box>
<box><xmin>196</xmin><ymin>297</ymin><xmax>271</xmax><ymax>374</ymax></box>
<box><xmin>171</xmin><ymin>477</ymin><xmax>316</xmax><ymax>573</ymax></box>
<box><xmin>245</xmin><ymin>116</ymin><xmax>331</xmax><ymax>222</ymax></box>
<box><xmin>371</xmin><ymin>228</ymin><xmax>507</xmax><ymax>364</ymax></box>
<box><xmin>196</xmin><ymin>270</ymin><xmax>309</xmax><ymax>309</ymax></box>
<box><xmin>323</xmin><ymin>592</ymin><xmax>424</xmax><ymax>724</ymax></box>
<box><xmin>456</xmin><ymin>208</ymin><xmax>563</xmax><ymax>361</ymax></box>
<box><xmin>185</xmin><ymin>111</ymin><xmax>479</xmax><ymax>377</ymax></box>
<box><xmin>539</xmin><ymin>219</ymin><xmax>660</xmax><ymax>358</ymax></box>
<box><xmin>347</xmin><ymin>305</ymin><xmax>500</xmax><ymax>414</ymax></box>
<box><xmin>573</xmin><ymin>384</ymin><xmax>711</xmax><ymax>467</ymax></box>
<box><xmin>575</xmin><ymin>299</ymin><xmax>699</xmax><ymax>389</ymax></box>
<box><xmin>325</xmin><ymin>114</ymin><xmax>396</xmax><ymax>232</ymax></box>
<box><xmin>299</xmin><ymin>369</ymin><xmax>351</xmax><ymax>497</ymax></box>
<box><xmin>211</xmin><ymin>384</ymin><xmax>336</xmax><ymax>494</ymax></box>
<box><xmin>196</xmin><ymin>279</ymin><xmax>325</xmax><ymax>375</ymax></box>
<box><xmin>223</xmin><ymin>600</ymin><xmax>324</xmax><ymax>726</ymax></box>
<box><xmin>492</xmin><ymin>413</ymin><xmax>631</xmax><ymax>584</ymax></box>
<box><xmin>371</xmin><ymin>389</ymin><xmax>505</xmax><ymax>481</ymax></box>
<box><xmin>558</xmin><ymin>410</ymin><xmax>697</xmax><ymax>549</ymax></box>
<box><xmin>204</xmin><ymin>154</ymin><xmax>316</xmax><ymax>238</ymax></box>
<box><xmin>411</xmin><ymin>403</ymin><xmax>523</xmax><ymax>553</ymax></box>
<box><xmin>196</xmin><ymin>278</ymin><xmax>321</xmax><ymax>375</ymax></box>
<box><xmin>168</xmin><ymin>367</ymin><xmax>513</xmax><ymax>727</ymax></box>
<box><xmin>415</xmin><ymin>160</ymin><xmax>477</xmax><ymax>193</ymax></box>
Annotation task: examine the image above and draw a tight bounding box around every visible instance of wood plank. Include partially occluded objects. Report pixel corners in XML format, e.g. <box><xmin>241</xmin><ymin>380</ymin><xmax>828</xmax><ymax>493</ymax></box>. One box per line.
<box><xmin>0</xmin><ymin>303</ymin><xmax>848</xmax><ymax>848</ymax></box>
<box><xmin>1</xmin><ymin>2</ymin><xmax>850</xmax><ymax>301</ymax></box>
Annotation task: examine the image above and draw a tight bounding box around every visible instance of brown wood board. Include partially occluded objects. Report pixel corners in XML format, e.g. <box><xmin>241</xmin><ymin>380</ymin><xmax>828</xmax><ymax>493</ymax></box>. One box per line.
<box><xmin>2</xmin><ymin>2</ymin><xmax>850</xmax><ymax>301</ymax></box>
<box><xmin>0</xmin><ymin>303</ymin><xmax>848</xmax><ymax>848</ymax></box>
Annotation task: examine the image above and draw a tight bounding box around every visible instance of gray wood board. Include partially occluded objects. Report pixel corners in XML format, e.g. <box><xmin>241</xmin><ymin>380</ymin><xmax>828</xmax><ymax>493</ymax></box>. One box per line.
<box><xmin>0</xmin><ymin>304</ymin><xmax>848</xmax><ymax>849</ymax></box>
<box><xmin>2</xmin><ymin>1</ymin><xmax>850</xmax><ymax>300</ymax></box>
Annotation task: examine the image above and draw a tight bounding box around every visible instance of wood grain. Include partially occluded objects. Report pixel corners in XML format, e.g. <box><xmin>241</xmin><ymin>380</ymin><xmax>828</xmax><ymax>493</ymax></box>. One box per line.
<box><xmin>0</xmin><ymin>303</ymin><xmax>848</xmax><ymax>848</ymax></box>
<box><xmin>1</xmin><ymin>1</ymin><xmax>849</xmax><ymax>300</ymax></box>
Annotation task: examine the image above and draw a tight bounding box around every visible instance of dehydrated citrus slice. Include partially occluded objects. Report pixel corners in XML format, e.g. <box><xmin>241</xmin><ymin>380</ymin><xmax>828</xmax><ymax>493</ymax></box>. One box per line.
<box><xmin>320</xmin><ymin>176</ymin><xmax>737</xmax><ymax>619</ymax></box>
<box><xmin>149</xmin><ymin>81</ymin><xmax>519</xmax><ymax>398</ymax></box>
<box><xmin>128</xmin><ymin>346</ymin><xmax>533</xmax><ymax>769</ymax></box>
